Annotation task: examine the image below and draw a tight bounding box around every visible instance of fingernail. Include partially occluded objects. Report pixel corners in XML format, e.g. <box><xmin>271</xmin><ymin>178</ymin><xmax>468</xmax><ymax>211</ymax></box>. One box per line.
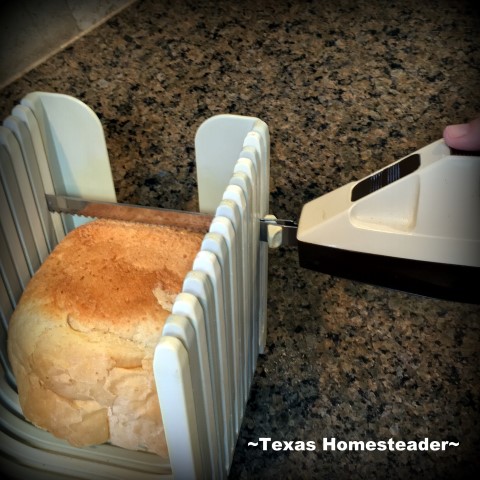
<box><xmin>446</xmin><ymin>123</ymin><xmax>470</xmax><ymax>138</ymax></box>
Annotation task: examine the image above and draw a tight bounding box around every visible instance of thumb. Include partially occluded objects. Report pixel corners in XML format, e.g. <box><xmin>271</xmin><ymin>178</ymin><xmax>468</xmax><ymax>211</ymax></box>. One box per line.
<box><xmin>443</xmin><ymin>117</ymin><xmax>480</xmax><ymax>151</ymax></box>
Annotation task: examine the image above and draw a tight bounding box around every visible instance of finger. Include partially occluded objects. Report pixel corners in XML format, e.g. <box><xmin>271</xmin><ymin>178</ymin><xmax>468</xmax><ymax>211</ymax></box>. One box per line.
<box><xmin>443</xmin><ymin>117</ymin><xmax>480</xmax><ymax>151</ymax></box>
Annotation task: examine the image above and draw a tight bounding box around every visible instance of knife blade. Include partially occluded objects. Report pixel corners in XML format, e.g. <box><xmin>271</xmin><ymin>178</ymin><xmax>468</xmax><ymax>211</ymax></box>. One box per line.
<box><xmin>45</xmin><ymin>194</ymin><xmax>214</xmax><ymax>232</ymax></box>
<box><xmin>46</xmin><ymin>194</ymin><xmax>300</xmax><ymax>245</ymax></box>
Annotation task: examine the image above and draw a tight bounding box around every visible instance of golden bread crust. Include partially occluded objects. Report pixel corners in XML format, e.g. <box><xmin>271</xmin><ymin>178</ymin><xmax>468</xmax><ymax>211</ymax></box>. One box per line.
<box><xmin>7</xmin><ymin>219</ymin><xmax>203</xmax><ymax>456</ymax></box>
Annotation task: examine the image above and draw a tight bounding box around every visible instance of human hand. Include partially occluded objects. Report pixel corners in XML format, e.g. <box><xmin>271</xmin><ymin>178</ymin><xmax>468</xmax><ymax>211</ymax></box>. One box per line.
<box><xmin>443</xmin><ymin>117</ymin><xmax>480</xmax><ymax>151</ymax></box>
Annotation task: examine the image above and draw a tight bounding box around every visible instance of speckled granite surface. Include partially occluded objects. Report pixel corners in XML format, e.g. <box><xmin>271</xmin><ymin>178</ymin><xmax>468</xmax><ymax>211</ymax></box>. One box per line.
<box><xmin>1</xmin><ymin>0</ymin><xmax>479</xmax><ymax>479</ymax></box>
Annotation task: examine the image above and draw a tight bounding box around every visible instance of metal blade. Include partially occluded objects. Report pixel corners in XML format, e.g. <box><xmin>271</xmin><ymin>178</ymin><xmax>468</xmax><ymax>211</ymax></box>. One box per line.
<box><xmin>45</xmin><ymin>194</ymin><xmax>213</xmax><ymax>232</ymax></box>
<box><xmin>259</xmin><ymin>218</ymin><xmax>298</xmax><ymax>247</ymax></box>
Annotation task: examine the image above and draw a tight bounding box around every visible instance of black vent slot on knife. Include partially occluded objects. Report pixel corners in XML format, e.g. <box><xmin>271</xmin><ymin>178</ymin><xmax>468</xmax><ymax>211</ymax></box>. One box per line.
<box><xmin>351</xmin><ymin>153</ymin><xmax>420</xmax><ymax>202</ymax></box>
<box><xmin>449</xmin><ymin>147</ymin><xmax>480</xmax><ymax>157</ymax></box>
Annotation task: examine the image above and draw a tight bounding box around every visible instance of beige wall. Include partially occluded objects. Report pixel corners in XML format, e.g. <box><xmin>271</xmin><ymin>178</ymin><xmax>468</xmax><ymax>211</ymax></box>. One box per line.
<box><xmin>0</xmin><ymin>0</ymin><xmax>135</xmax><ymax>88</ymax></box>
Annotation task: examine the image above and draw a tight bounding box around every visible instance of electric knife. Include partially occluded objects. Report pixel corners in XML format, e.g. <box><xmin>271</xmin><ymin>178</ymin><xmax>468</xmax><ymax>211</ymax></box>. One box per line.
<box><xmin>46</xmin><ymin>139</ymin><xmax>480</xmax><ymax>304</ymax></box>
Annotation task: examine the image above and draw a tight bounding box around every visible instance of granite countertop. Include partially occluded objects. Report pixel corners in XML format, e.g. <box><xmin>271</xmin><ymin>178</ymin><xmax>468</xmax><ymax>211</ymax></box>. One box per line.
<box><xmin>1</xmin><ymin>0</ymin><xmax>479</xmax><ymax>478</ymax></box>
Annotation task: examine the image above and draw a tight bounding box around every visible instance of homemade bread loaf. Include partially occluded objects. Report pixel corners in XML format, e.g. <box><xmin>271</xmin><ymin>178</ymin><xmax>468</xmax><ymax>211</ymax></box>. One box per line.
<box><xmin>7</xmin><ymin>219</ymin><xmax>204</xmax><ymax>457</ymax></box>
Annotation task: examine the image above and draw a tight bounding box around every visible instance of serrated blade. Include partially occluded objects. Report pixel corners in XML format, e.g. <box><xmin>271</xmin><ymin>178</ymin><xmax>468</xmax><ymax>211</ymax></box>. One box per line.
<box><xmin>45</xmin><ymin>194</ymin><xmax>213</xmax><ymax>232</ymax></box>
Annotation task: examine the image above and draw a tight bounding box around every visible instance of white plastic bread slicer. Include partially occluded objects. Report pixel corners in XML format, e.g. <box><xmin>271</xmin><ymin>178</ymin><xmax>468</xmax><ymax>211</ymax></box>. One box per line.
<box><xmin>1</xmin><ymin>92</ymin><xmax>479</xmax><ymax>480</ymax></box>
<box><xmin>1</xmin><ymin>92</ymin><xmax>268</xmax><ymax>480</ymax></box>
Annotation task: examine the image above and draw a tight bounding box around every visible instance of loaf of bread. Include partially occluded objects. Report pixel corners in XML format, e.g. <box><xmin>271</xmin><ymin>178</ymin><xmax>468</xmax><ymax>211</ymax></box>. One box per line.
<box><xmin>7</xmin><ymin>219</ymin><xmax>204</xmax><ymax>457</ymax></box>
